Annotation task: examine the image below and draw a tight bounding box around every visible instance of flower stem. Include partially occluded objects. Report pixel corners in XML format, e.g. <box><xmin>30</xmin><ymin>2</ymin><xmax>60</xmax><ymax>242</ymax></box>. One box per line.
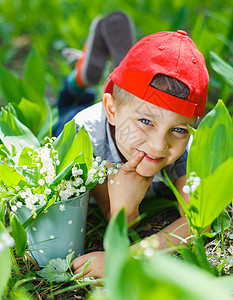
<box><xmin>10</xmin><ymin>248</ymin><xmax>22</xmax><ymax>278</ymax></box>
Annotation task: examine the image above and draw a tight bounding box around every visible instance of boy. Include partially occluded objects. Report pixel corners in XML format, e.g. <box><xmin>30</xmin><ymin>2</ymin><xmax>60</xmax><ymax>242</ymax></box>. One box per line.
<box><xmin>72</xmin><ymin>30</ymin><xmax>209</xmax><ymax>278</ymax></box>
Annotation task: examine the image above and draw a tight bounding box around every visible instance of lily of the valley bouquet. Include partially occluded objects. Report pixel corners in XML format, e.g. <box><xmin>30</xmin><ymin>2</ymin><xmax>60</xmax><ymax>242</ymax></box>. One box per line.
<box><xmin>0</xmin><ymin>107</ymin><xmax>108</xmax><ymax>220</ymax></box>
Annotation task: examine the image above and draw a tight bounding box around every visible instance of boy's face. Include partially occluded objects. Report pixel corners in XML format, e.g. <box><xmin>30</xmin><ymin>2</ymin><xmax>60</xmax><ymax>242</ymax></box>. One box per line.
<box><xmin>104</xmin><ymin>93</ymin><xmax>196</xmax><ymax>177</ymax></box>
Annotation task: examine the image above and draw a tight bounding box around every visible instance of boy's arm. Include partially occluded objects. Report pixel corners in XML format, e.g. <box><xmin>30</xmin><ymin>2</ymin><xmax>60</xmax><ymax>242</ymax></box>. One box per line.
<box><xmin>107</xmin><ymin>151</ymin><xmax>153</xmax><ymax>223</ymax></box>
<box><xmin>132</xmin><ymin>175</ymin><xmax>191</xmax><ymax>251</ymax></box>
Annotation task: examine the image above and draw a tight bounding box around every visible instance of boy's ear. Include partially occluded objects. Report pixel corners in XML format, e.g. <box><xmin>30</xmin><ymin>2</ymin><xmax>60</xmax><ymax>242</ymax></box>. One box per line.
<box><xmin>103</xmin><ymin>93</ymin><xmax>116</xmax><ymax>126</ymax></box>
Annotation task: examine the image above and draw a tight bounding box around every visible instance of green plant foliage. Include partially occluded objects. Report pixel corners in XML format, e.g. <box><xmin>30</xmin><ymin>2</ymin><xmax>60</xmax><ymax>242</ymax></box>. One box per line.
<box><xmin>188</xmin><ymin>158</ymin><xmax>233</xmax><ymax>234</ymax></box>
<box><xmin>0</xmin><ymin>163</ymin><xmax>27</xmax><ymax>186</ymax></box>
<box><xmin>104</xmin><ymin>208</ymin><xmax>130</xmax><ymax>298</ymax></box>
<box><xmin>0</xmin><ymin>107</ymin><xmax>40</xmax><ymax>153</ymax></box>
<box><xmin>210</xmin><ymin>209</ymin><xmax>231</xmax><ymax>237</ymax></box>
<box><xmin>0</xmin><ymin>223</ymin><xmax>12</xmax><ymax>298</ymax></box>
<box><xmin>91</xmin><ymin>209</ymin><xmax>233</xmax><ymax>300</ymax></box>
<box><xmin>54</xmin><ymin>121</ymin><xmax>93</xmax><ymax>173</ymax></box>
<box><xmin>23</xmin><ymin>48</ymin><xmax>45</xmax><ymax>97</ymax></box>
<box><xmin>210</xmin><ymin>51</ymin><xmax>233</xmax><ymax>87</ymax></box>
<box><xmin>10</xmin><ymin>214</ymin><xmax>27</xmax><ymax>256</ymax></box>
<box><xmin>0</xmin><ymin>69</ymin><xmax>22</xmax><ymax>105</ymax></box>
<box><xmin>186</xmin><ymin>100</ymin><xmax>233</xmax><ymax>236</ymax></box>
<box><xmin>188</xmin><ymin>100</ymin><xmax>233</xmax><ymax>179</ymax></box>
<box><xmin>37</xmin><ymin>251</ymin><xmax>75</xmax><ymax>282</ymax></box>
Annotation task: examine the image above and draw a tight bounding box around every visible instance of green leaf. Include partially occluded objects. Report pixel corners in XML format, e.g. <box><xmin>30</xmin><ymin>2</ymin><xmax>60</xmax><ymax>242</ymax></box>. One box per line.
<box><xmin>55</xmin><ymin>124</ymin><xmax>93</xmax><ymax>173</ymax></box>
<box><xmin>0</xmin><ymin>108</ymin><xmax>40</xmax><ymax>153</ymax></box>
<box><xmin>0</xmin><ymin>68</ymin><xmax>22</xmax><ymax>104</ymax></box>
<box><xmin>0</xmin><ymin>202</ymin><xmax>4</xmax><ymax>225</ymax></box>
<box><xmin>188</xmin><ymin>158</ymin><xmax>233</xmax><ymax>234</ymax></box>
<box><xmin>18</xmin><ymin>147</ymin><xmax>35</xmax><ymax>167</ymax></box>
<box><xmin>0</xmin><ymin>162</ymin><xmax>27</xmax><ymax>186</ymax></box>
<box><xmin>205</xmin><ymin>209</ymin><xmax>231</xmax><ymax>238</ymax></box>
<box><xmin>24</xmin><ymin>48</ymin><xmax>45</xmax><ymax>96</ymax></box>
<box><xmin>14</xmin><ymin>97</ymin><xmax>46</xmax><ymax>135</ymax></box>
<box><xmin>210</xmin><ymin>51</ymin><xmax>233</xmax><ymax>87</ymax></box>
<box><xmin>36</xmin><ymin>106</ymin><xmax>58</xmax><ymax>142</ymax></box>
<box><xmin>187</xmin><ymin>100</ymin><xmax>233</xmax><ymax>180</ymax></box>
<box><xmin>0</xmin><ymin>223</ymin><xmax>12</xmax><ymax>298</ymax></box>
<box><xmin>10</xmin><ymin>214</ymin><xmax>27</xmax><ymax>256</ymax></box>
<box><xmin>104</xmin><ymin>209</ymin><xmax>130</xmax><ymax>294</ymax></box>
<box><xmin>65</xmin><ymin>251</ymin><xmax>75</xmax><ymax>269</ymax></box>
<box><xmin>53</xmin><ymin>119</ymin><xmax>76</xmax><ymax>166</ymax></box>
<box><xmin>37</xmin><ymin>252</ymin><xmax>75</xmax><ymax>282</ymax></box>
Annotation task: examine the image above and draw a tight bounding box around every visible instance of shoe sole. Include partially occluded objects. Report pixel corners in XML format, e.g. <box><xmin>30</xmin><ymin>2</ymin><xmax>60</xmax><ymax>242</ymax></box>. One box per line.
<box><xmin>101</xmin><ymin>11</ymin><xmax>135</xmax><ymax>67</ymax></box>
<box><xmin>80</xmin><ymin>17</ymin><xmax>109</xmax><ymax>86</ymax></box>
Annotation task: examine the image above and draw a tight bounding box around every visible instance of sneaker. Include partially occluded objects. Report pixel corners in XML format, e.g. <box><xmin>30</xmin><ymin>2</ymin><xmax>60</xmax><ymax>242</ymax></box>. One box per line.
<box><xmin>101</xmin><ymin>11</ymin><xmax>135</xmax><ymax>68</ymax></box>
<box><xmin>75</xmin><ymin>16</ymin><xmax>109</xmax><ymax>87</ymax></box>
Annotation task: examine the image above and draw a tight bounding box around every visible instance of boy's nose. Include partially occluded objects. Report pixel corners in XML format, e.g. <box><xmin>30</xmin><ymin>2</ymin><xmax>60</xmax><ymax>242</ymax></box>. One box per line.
<box><xmin>148</xmin><ymin>133</ymin><xmax>169</xmax><ymax>153</ymax></box>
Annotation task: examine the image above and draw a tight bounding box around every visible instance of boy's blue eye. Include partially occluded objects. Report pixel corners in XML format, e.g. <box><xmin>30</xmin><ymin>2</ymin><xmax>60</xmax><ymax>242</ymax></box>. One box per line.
<box><xmin>139</xmin><ymin>118</ymin><xmax>153</xmax><ymax>125</ymax></box>
<box><xmin>173</xmin><ymin>128</ymin><xmax>188</xmax><ymax>134</ymax></box>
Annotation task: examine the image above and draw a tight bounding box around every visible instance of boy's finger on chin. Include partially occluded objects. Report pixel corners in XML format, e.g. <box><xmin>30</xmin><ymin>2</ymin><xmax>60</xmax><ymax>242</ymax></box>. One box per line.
<box><xmin>122</xmin><ymin>151</ymin><xmax>145</xmax><ymax>172</ymax></box>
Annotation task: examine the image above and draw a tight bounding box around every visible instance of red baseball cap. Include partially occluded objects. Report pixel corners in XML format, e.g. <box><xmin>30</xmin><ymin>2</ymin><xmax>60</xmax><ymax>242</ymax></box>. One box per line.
<box><xmin>103</xmin><ymin>30</ymin><xmax>209</xmax><ymax>118</ymax></box>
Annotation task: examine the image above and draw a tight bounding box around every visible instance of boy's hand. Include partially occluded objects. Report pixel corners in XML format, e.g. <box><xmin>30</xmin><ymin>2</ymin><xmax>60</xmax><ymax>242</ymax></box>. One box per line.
<box><xmin>72</xmin><ymin>251</ymin><xmax>105</xmax><ymax>279</ymax></box>
<box><xmin>108</xmin><ymin>151</ymin><xmax>153</xmax><ymax>222</ymax></box>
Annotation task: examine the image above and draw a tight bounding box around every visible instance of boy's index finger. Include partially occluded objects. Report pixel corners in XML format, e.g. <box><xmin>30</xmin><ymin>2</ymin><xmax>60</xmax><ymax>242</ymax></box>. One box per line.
<box><xmin>121</xmin><ymin>151</ymin><xmax>145</xmax><ymax>173</ymax></box>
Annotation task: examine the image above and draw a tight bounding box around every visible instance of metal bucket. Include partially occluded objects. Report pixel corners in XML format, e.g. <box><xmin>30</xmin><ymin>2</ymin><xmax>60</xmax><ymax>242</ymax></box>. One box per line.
<box><xmin>16</xmin><ymin>192</ymin><xmax>89</xmax><ymax>267</ymax></box>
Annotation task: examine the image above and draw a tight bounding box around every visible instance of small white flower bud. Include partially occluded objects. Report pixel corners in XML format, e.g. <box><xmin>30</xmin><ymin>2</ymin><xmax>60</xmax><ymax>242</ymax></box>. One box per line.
<box><xmin>95</xmin><ymin>156</ymin><xmax>102</xmax><ymax>163</ymax></box>
<box><xmin>38</xmin><ymin>179</ymin><xmax>45</xmax><ymax>186</ymax></box>
<box><xmin>80</xmin><ymin>186</ymin><xmax>86</xmax><ymax>193</ymax></box>
<box><xmin>45</xmin><ymin>188</ymin><xmax>51</xmax><ymax>195</ymax></box>
<box><xmin>92</xmin><ymin>161</ymin><xmax>98</xmax><ymax>168</ymax></box>
<box><xmin>16</xmin><ymin>201</ymin><xmax>23</xmax><ymax>208</ymax></box>
<box><xmin>98</xmin><ymin>178</ymin><xmax>104</xmax><ymax>184</ymax></box>
<box><xmin>11</xmin><ymin>205</ymin><xmax>17</xmax><ymax>212</ymax></box>
<box><xmin>182</xmin><ymin>185</ymin><xmax>191</xmax><ymax>194</ymax></box>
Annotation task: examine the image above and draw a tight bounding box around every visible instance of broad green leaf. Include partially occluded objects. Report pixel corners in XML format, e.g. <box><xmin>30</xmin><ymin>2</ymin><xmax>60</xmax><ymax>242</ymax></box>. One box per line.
<box><xmin>37</xmin><ymin>253</ymin><xmax>74</xmax><ymax>282</ymax></box>
<box><xmin>205</xmin><ymin>209</ymin><xmax>231</xmax><ymax>238</ymax></box>
<box><xmin>210</xmin><ymin>51</ymin><xmax>233</xmax><ymax>87</ymax></box>
<box><xmin>53</xmin><ymin>119</ymin><xmax>76</xmax><ymax>167</ymax></box>
<box><xmin>16</xmin><ymin>166</ymin><xmax>41</xmax><ymax>186</ymax></box>
<box><xmin>10</xmin><ymin>214</ymin><xmax>27</xmax><ymax>256</ymax></box>
<box><xmin>188</xmin><ymin>158</ymin><xmax>233</xmax><ymax>234</ymax></box>
<box><xmin>142</xmin><ymin>253</ymin><xmax>232</xmax><ymax>300</ymax></box>
<box><xmin>187</xmin><ymin>100</ymin><xmax>233</xmax><ymax>180</ymax></box>
<box><xmin>10</xmin><ymin>287</ymin><xmax>33</xmax><ymax>300</ymax></box>
<box><xmin>37</xmin><ymin>105</ymin><xmax>58</xmax><ymax>142</ymax></box>
<box><xmin>0</xmin><ymin>162</ymin><xmax>27</xmax><ymax>186</ymax></box>
<box><xmin>14</xmin><ymin>97</ymin><xmax>46</xmax><ymax>135</ymax></box>
<box><xmin>0</xmin><ymin>108</ymin><xmax>40</xmax><ymax>153</ymax></box>
<box><xmin>0</xmin><ymin>68</ymin><xmax>22</xmax><ymax>104</ymax></box>
<box><xmin>56</xmin><ymin>125</ymin><xmax>93</xmax><ymax>173</ymax></box>
<box><xmin>24</xmin><ymin>48</ymin><xmax>45</xmax><ymax>96</ymax></box>
<box><xmin>49</xmin><ymin>152</ymin><xmax>86</xmax><ymax>186</ymax></box>
<box><xmin>104</xmin><ymin>209</ymin><xmax>130</xmax><ymax>294</ymax></box>
<box><xmin>0</xmin><ymin>223</ymin><xmax>11</xmax><ymax>298</ymax></box>
<box><xmin>18</xmin><ymin>147</ymin><xmax>35</xmax><ymax>167</ymax></box>
<box><xmin>49</xmin><ymin>160</ymin><xmax>74</xmax><ymax>186</ymax></box>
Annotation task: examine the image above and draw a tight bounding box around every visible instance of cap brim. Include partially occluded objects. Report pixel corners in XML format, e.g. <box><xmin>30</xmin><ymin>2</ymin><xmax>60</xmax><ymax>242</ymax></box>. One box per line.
<box><xmin>103</xmin><ymin>77</ymin><xmax>114</xmax><ymax>94</ymax></box>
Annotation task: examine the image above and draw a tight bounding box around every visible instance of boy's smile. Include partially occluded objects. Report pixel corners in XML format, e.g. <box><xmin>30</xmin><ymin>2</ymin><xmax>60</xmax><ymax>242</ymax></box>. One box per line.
<box><xmin>104</xmin><ymin>93</ymin><xmax>196</xmax><ymax>177</ymax></box>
